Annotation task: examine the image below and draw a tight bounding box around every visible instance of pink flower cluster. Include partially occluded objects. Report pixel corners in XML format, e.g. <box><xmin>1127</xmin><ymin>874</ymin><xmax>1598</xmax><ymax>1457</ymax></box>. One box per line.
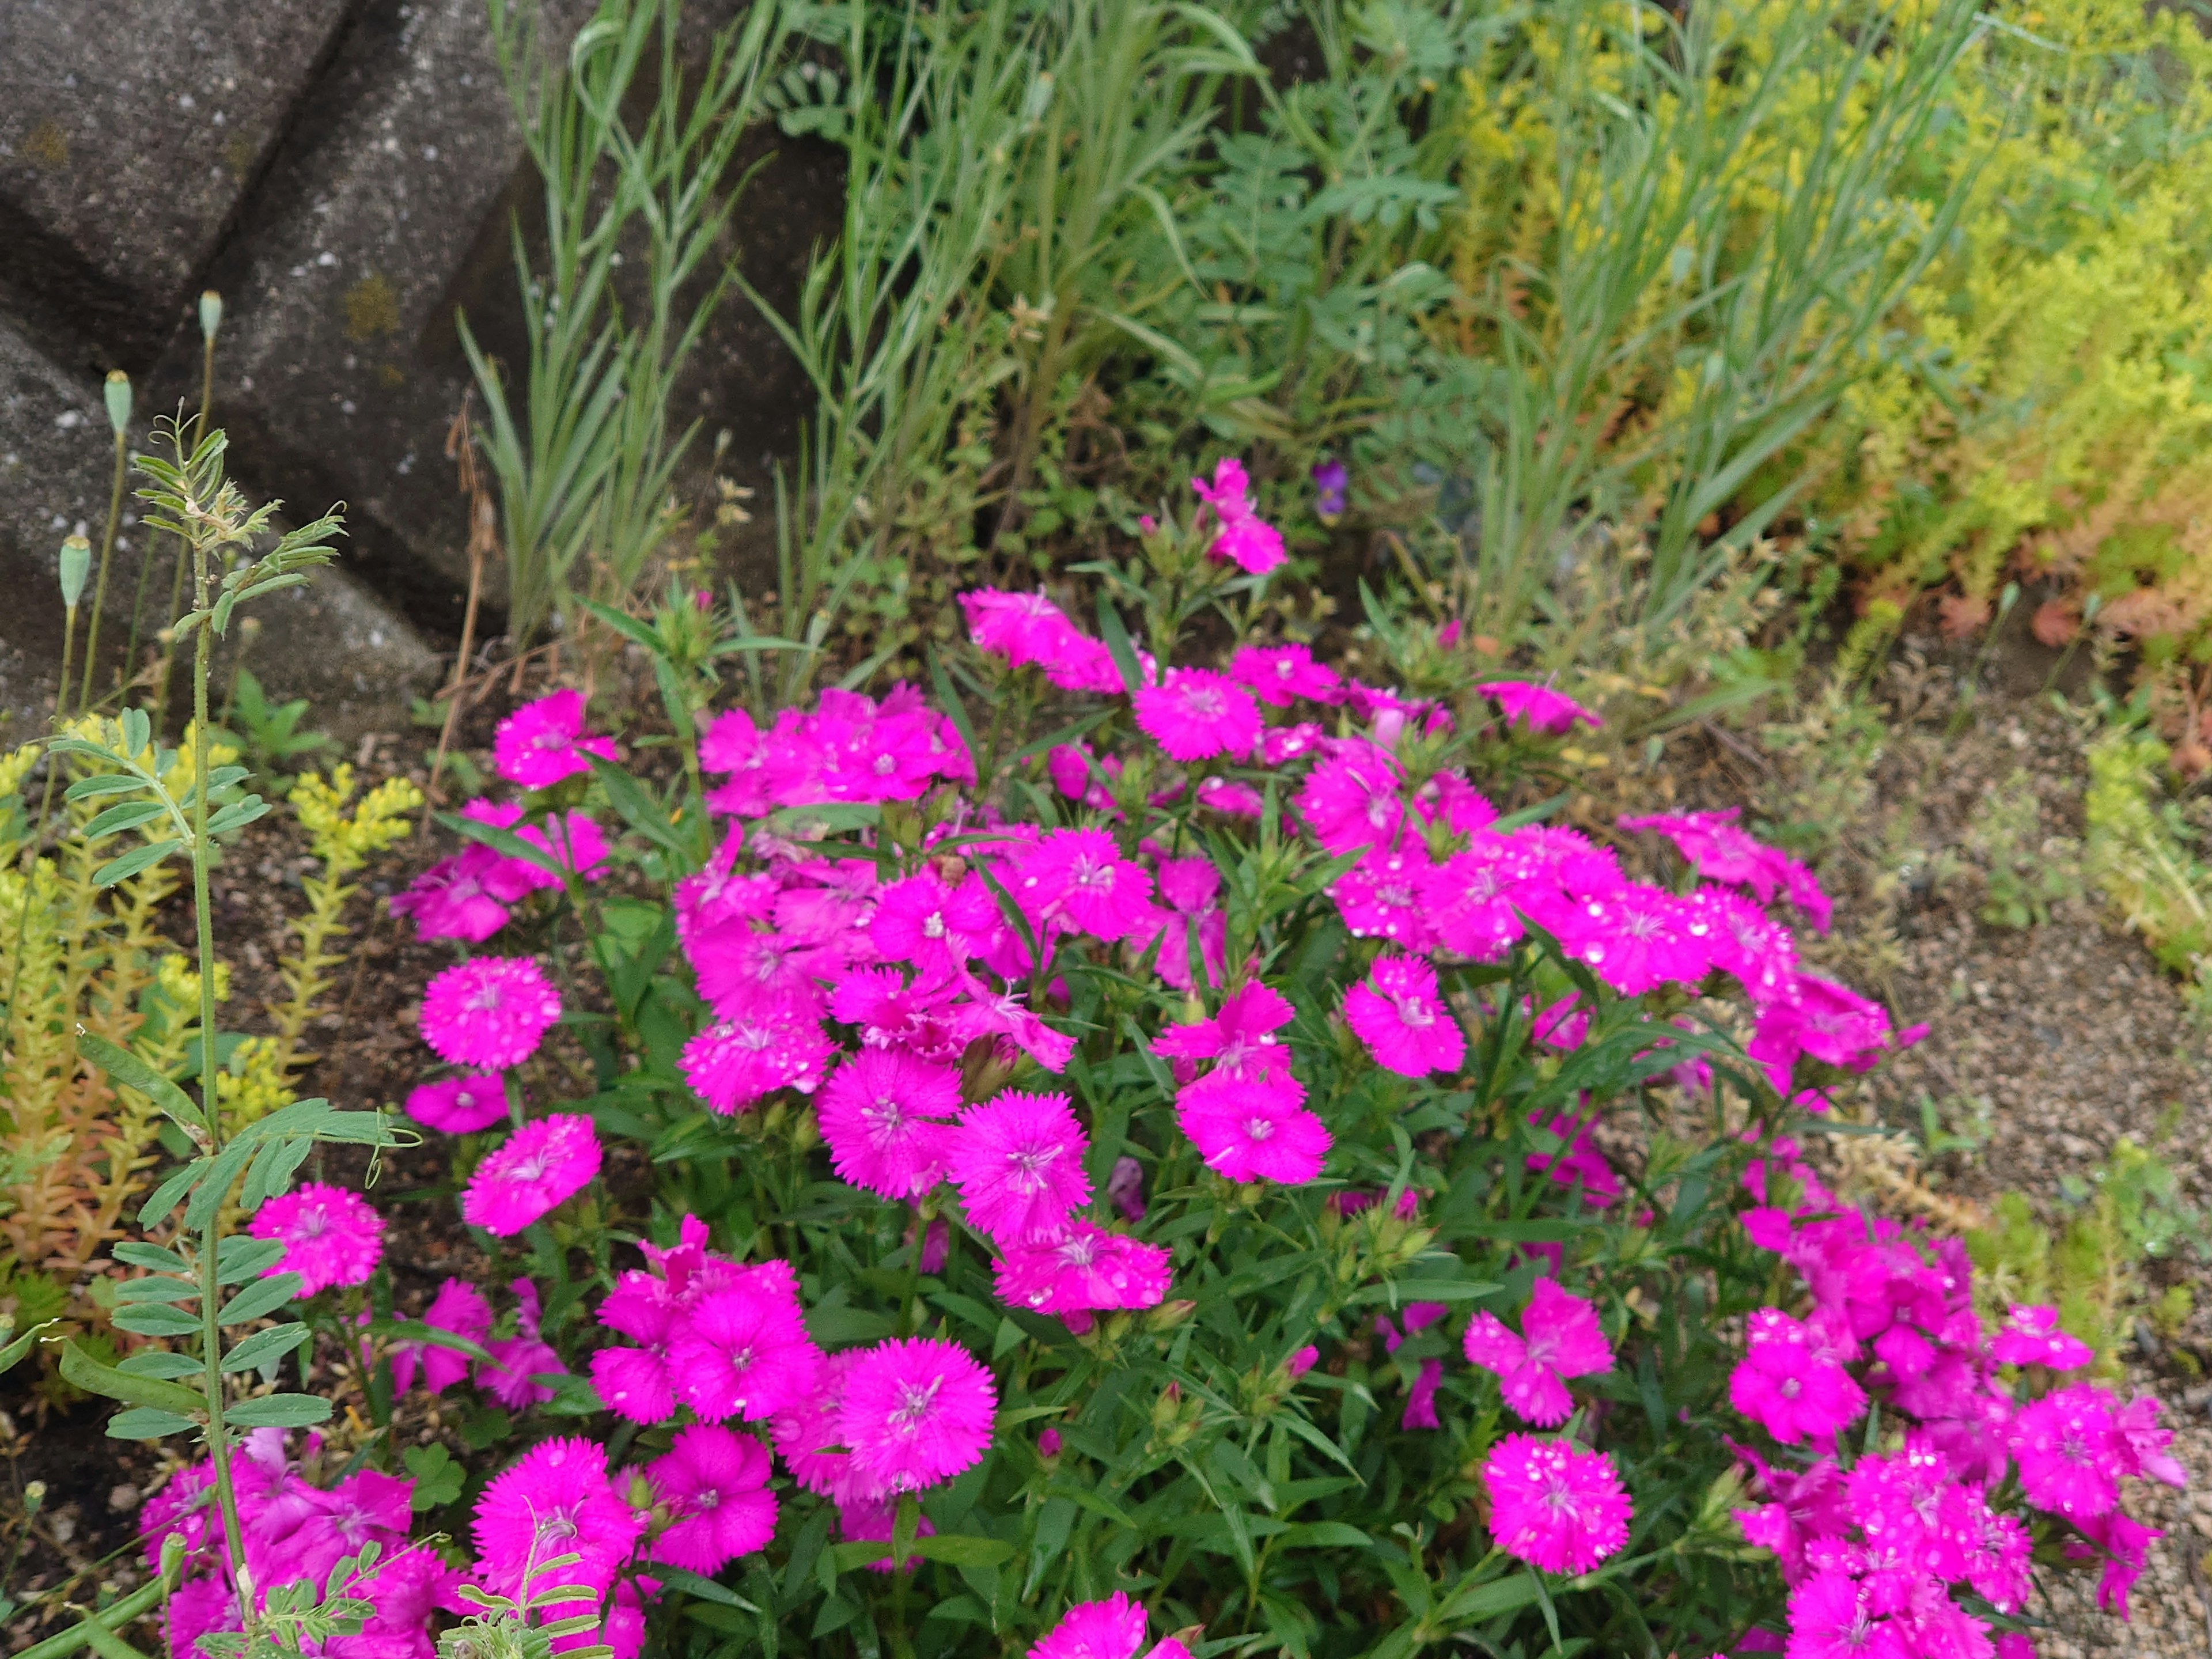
<box><xmin>587</xmin><ymin>1217</ymin><xmax>999</xmax><ymax>1550</ymax></box>
<box><xmin>1727</xmin><ymin>1149</ymin><xmax>2187</xmax><ymax>1653</ymax></box>
<box><xmin>394</xmin><ymin>800</ymin><xmax>611</xmax><ymax>943</ymax></box>
<box><xmin>1190</xmin><ymin>457</ymin><xmax>1286</xmax><ymax>575</ymax></box>
<box><xmin>145</xmin><ymin>1430</ymin><xmax>463</xmax><ymax>1659</ymax></box>
<box><xmin>1028</xmin><ymin>1590</ymin><xmax>1197</xmax><ymax>1659</ymax></box>
<box><xmin>696</xmin><ymin>684</ymin><xmax>974</xmax><ymax>818</ymax></box>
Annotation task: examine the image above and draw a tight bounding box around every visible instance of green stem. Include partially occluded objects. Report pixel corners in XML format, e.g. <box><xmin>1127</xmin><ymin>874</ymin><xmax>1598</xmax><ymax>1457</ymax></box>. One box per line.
<box><xmin>79</xmin><ymin>430</ymin><xmax>127</xmax><ymax>711</ymax></box>
<box><xmin>186</xmin><ymin>534</ymin><xmax>250</xmax><ymax>1625</ymax></box>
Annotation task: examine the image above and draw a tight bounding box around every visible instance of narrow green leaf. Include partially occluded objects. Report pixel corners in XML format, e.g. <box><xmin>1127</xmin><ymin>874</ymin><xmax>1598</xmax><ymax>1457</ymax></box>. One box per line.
<box><xmin>83</xmin><ymin>799</ymin><xmax>170</xmax><ymax>838</ymax></box>
<box><xmin>437</xmin><ymin>811</ymin><xmax>564</xmax><ymax>878</ymax></box>
<box><xmin>122</xmin><ymin>707</ymin><xmax>151</xmax><ymax>756</ymax></box>
<box><xmin>63</xmin><ymin>773</ymin><xmax>149</xmax><ymax>801</ymax></box>
<box><xmin>215</xmin><ymin>1236</ymin><xmax>287</xmax><ymax>1283</ymax></box>
<box><xmin>112</xmin><ymin>1241</ymin><xmax>188</xmax><ymax>1272</ymax></box>
<box><xmin>108</xmin><ymin>1407</ymin><xmax>198</xmax><ymax>1440</ymax></box>
<box><xmin>584</xmin><ymin>753</ymin><xmax>691</xmax><ymax>861</ymax></box>
<box><xmin>77</xmin><ymin>1030</ymin><xmax>209</xmax><ymax>1135</ymax></box>
<box><xmin>222</xmin><ymin>1323</ymin><xmax>312</xmax><ymax>1373</ymax></box>
<box><xmin>116</xmin><ymin>1349</ymin><xmax>203</xmax><ymax>1380</ymax></box>
<box><xmin>224</xmin><ymin>1393</ymin><xmax>334</xmax><ymax>1429</ymax></box>
<box><xmin>109</xmin><ymin>1302</ymin><xmax>204</xmax><ymax>1338</ymax></box>
<box><xmin>112</xmin><ymin>1277</ymin><xmax>199</xmax><ymax>1305</ymax></box>
<box><xmin>138</xmin><ymin>1157</ymin><xmax>210</xmax><ymax>1227</ymax></box>
<box><xmin>203</xmin><ymin>797</ymin><xmax>271</xmax><ymax>838</ymax></box>
<box><xmin>1094</xmin><ymin>594</ymin><xmax>1143</xmax><ymax>695</ymax></box>
<box><xmin>94</xmin><ymin>838</ymin><xmax>182</xmax><ymax>888</ymax></box>
<box><xmin>218</xmin><ymin>1272</ymin><xmax>304</xmax><ymax>1325</ymax></box>
<box><xmin>59</xmin><ymin>1339</ymin><xmax>205</xmax><ymax>1416</ymax></box>
<box><xmin>0</xmin><ymin>1319</ymin><xmax>54</xmax><ymax>1377</ymax></box>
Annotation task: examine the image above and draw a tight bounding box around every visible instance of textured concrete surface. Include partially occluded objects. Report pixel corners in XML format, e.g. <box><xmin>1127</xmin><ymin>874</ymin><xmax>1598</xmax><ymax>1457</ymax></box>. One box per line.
<box><xmin>0</xmin><ymin>0</ymin><xmax>835</xmax><ymax>730</ymax></box>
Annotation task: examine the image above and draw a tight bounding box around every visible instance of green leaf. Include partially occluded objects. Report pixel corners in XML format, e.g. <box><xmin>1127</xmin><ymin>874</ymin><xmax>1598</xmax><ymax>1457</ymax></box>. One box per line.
<box><xmin>215</xmin><ymin>1236</ymin><xmax>287</xmax><ymax>1283</ymax></box>
<box><xmin>116</xmin><ymin>1350</ymin><xmax>203</xmax><ymax>1381</ymax></box>
<box><xmin>112</xmin><ymin>1275</ymin><xmax>198</xmax><ymax>1304</ymax></box>
<box><xmin>218</xmin><ymin>1272</ymin><xmax>304</xmax><ymax>1325</ymax></box>
<box><xmin>656</xmin><ymin>1567</ymin><xmax>761</xmax><ymax>1611</ymax></box>
<box><xmin>222</xmin><ymin>1323</ymin><xmax>312</xmax><ymax>1373</ymax></box>
<box><xmin>122</xmin><ymin>707</ymin><xmax>151</xmax><ymax>756</ymax></box>
<box><xmin>83</xmin><ymin>799</ymin><xmax>171</xmax><ymax>838</ymax></box>
<box><xmin>437</xmin><ymin>811</ymin><xmax>565</xmax><ymax>878</ymax></box>
<box><xmin>224</xmin><ymin>1392</ymin><xmax>333</xmax><ymax>1429</ymax></box>
<box><xmin>183</xmin><ymin>1138</ymin><xmax>256</xmax><ymax>1231</ymax></box>
<box><xmin>112</xmin><ymin>1241</ymin><xmax>188</xmax><ymax>1272</ymax></box>
<box><xmin>579</xmin><ymin>598</ymin><xmax>663</xmax><ymax>653</ymax></box>
<box><xmin>59</xmin><ymin>1339</ymin><xmax>205</xmax><ymax>1416</ymax></box>
<box><xmin>64</xmin><ymin>773</ymin><xmax>149</xmax><ymax>801</ymax></box>
<box><xmin>584</xmin><ymin>753</ymin><xmax>691</xmax><ymax>862</ymax></box>
<box><xmin>402</xmin><ymin>1444</ymin><xmax>464</xmax><ymax>1511</ymax></box>
<box><xmin>94</xmin><ymin>838</ymin><xmax>182</xmax><ymax>888</ymax></box>
<box><xmin>1094</xmin><ymin>594</ymin><xmax>1143</xmax><ymax>695</ymax></box>
<box><xmin>366</xmin><ymin>1319</ymin><xmax>494</xmax><ymax>1368</ymax></box>
<box><xmin>0</xmin><ymin>1319</ymin><xmax>54</xmax><ymax>1377</ymax></box>
<box><xmin>241</xmin><ymin>1136</ymin><xmax>313</xmax><ymax>1210</ymax></box>
<box><xmin>77</xmin><ymin>1031</ymin><xmax>209</xmax><ymax>1137</ymax></box>
<box><xmin>203</xmin><ymin>797</ymin><xmax>271</xmax><ymax>838</ymax></box>
<box><xmin>109</xmin><ymin>1302</ymin><xmax>204</xmax><ymax>1338</ymax></box>
<box><xmin>138</xmin><ymin>1157</ymin><xmax>210</xmax><ymax>1227</ymax></box>
<box><xmin>107</xmin><ymin>1407</ymin><xmax>198</xmax><ymax>1440</ymax></box>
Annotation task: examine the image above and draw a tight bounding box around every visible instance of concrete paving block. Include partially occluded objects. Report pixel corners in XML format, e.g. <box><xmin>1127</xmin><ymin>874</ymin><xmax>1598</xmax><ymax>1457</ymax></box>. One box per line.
<box><xmin>0</xmin><ymin>313</ymin><xmax>438</xmax><ymax>744</ymax></box>
<box><xmin>187</xmin><ymin>0</ymin><xmax>596</xmax><ymax>634</ymax></box>
<box><xmin>0</xmin><ymin>0</ymin><xmax>353</xmax><ymax>361</ymax></box>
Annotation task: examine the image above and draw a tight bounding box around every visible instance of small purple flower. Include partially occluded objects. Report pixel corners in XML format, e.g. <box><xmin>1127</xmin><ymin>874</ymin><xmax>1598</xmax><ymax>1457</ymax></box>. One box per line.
<box><xmin>1312</xmin><ymin>457</ymin><xmax>1348</xmax><ymax>518</ymax></box>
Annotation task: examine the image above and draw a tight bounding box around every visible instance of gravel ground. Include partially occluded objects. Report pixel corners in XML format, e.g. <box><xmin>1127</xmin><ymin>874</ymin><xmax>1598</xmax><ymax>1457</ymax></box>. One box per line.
<box><xmin>1732</xmin><ymin>659</ymin><xmax>2212</xmax><ymax>1655</ymax></box>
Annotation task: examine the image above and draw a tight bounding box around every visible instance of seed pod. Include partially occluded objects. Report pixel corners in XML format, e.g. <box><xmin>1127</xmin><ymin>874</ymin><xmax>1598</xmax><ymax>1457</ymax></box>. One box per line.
<box><xmin>104</xmin><ymin>369</ymin><xmax>131</xmax><ymax>434</ymax></box>
<box><xmin>199</xmin><ymin>289</ymin><xmax>224</xmax><ymax>341</ymax></box>
<box><xmin>59</xmin><ymin>534</ymin><xmax>92</xmax><ymax>610</ymax></box>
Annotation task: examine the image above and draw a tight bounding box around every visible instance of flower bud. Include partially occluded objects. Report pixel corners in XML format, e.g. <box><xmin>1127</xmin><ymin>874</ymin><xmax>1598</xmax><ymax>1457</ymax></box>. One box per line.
<box><xmin>58</xmin><ymin>534</ymin><xmax>92</xmax><ymax>610</ymax></box>
<box><xmin>1143</xmin><ymin>1298</ymin><xmax>1196</xmax><ymax>1334</ymax></box>
<box><xmin>199</xmin><ymin>290</ymin><xmax>224</xmax><ymax>340</ymax></box>
<box><xmin>104</xmin><ymin>370</ymin><xmax>131</xmax><ymax>435</ymax></box>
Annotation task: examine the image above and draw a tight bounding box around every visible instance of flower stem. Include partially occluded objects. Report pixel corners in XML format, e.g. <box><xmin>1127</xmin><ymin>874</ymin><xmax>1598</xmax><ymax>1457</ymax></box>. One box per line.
<box><xmin>79</xmin><ymin>426</ymin><xmax>127</xmax><ymax>712</ymax></box>
<box><xmin>186</xmin><ymin>528</ymin><xmax>250</xmax><ymax>1624</ymax></box>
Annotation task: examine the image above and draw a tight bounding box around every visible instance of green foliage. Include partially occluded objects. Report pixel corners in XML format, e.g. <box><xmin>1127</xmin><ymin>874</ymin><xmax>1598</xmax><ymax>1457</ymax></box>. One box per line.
<box><xmin>467</xmin><ymin>0</ymin><xmax>797</xmax><ymax>645</ymax></box>
<box><xmin>221</xmin><ymin>668</ymin><xmax>335</xmax><ymax>796</ymax></box>
<box><xmin>2083</xmin><ymin>712</ymin><xmax>2212</xmax><ymax>984</ymax></box>
<box><xmin>1957</xmin><ymin>766</ymin><xmax>2083</xmax><ymax>929</ymax></box>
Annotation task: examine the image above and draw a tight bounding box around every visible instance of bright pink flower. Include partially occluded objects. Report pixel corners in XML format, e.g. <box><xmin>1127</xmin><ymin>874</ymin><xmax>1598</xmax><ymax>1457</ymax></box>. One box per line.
<box><xmin>1195</xmin><ymin>777</ymin><xmax>1266</xmax><ymax>815</ymax></box>
<box><xmin>1551</xmin><ymin>883</ymin><xmax>1710</xmax><ymax>996</ymax></box>
<box><xmin>1688</xmin><ymin>888</ymin><xmax>1798</xmax><ymax>1006</ymax></box>
<box><xmin>670</xmin><ymin>1263</ymin><xmax>821</xmax><ymax>1423</ymax></box>
<box><xmin>1402</xmin><ymin>1358</ymin><xmax>1444</xmax><ymax>1430</ymax></box>
<box><xmin>1332</xmin><ymin>844</ymin><xmax>1439</xmax><ymax>949</ymax></box>
<box><xmin>1461</xmin><ymin>1280</ymin><xmax>1615</xmax><ymax>1427</ymax></box>
<box><xmin>1191</xmin><ymin>458</ymin><xmax>1286</xmax><ymax>575</ymax></box>
<box><xmin>1260</xmin><ymin>722</ymin><xmax>1325</xmax><ymax>766</ymax></box>
<box><xmin>961</xmin><ymin>589</ymin><xmax>1085</xmax><ymax>667</ymax></box>
<box><xmin>837</xmin><ymin>1336</ymin><xmax>998</xmax><ymax>1494</ymax></box>
<box><xmin>1152</xmin><ymin>981</ymin><xmax>1293</xmax><ymax>1081</ymax></box>
<box><xmin>948</xmin><ymin>1091</ymin><xmax>1092</xmax><ymax>1244</ymax></box>
<box><xmin>493</xmin><ymin>689</ymin><xmax>618</xmax><ymax>789</ymax></box>
<box><xmin>1229</xmin><ymin>643</ymin><xmax>1342</xmax><ymax>707</ymax></box>
<box><xmin>394</xmin><ymin>1277</ymin><xmax>490</xmax><ymax>1395</ymax></box>
<box><xmin>1028</xmin><ymin>1592</ymin><xmax>1149</xmax><ymax>1659</ymax></box>
<box><xmin>647</xmin><ymin>1426</ymin><xmax>777</xmax><ymax>1573</ymax></box>
<box><xmin>688</xmin><ymin>925</ymin><xmax>835</xmax><ymax>1022</ymax></box>
<box><xmin>1135</xmin><ymin>669</ymin><xmax>1262</xmax><ymax>763</ymax></box>
<box><xmin>474</xmin><ymin>1437</ymin><xmax>644</xmax><ymax>1604</ymax></box>
<box><xmin>1749</xmin><ymin>977</ymin><xmax>1891</xmax><ymax>1080</ymax></box>
<box><xmin>1295</xmin><ymin>742</ymin><xmax>1402</xmax><ymax>855</ymax></box>
<box><xmin>2012</xmin><ymin>1385</ymin><xmax>2125</xmax><ymax>1518</ymax></box>
<box><xmin>1786</xmin><ymin>1571</ymin><xmax>1910</xmax><ymax>1659</ymax></box>
<box><xmin>2077</xmin><ymin>1510</ymin><xmax>2159</xmax><ymax>1618</ymax></box>
<box><xmin>2115</xmin><ymin>1394</ymin><xmax>2189</xmax><ymax>1488</ymax></box>
<box><xmin>391</xmin><ymin>847</ymin><xmax>512</xmax><ymax>941</ymax></box>
<box><xmin>1344</xmin><ymin>955</ymin><xmax>1464</xmax><ymax>1077</ymax></box>
<box><xmin>1988</xmin><ymin>1304</ymin><xmax>2094</xmax><ymax>1370</ymax></box>
<box><xmin>1482</xmin><ymin>1435</ymin><xmax>1631</xmax><ymax>1574</ymax></box>
<box><xmin>870</xmin><ymin>871</ymin><xmax>998</xmax><ymax>973</ymax></box>
<box><xmin>1013</xmin><ymin>828</ymin><xmax>1156</xmax><ymax>942</ymax></box>
<box><xmin>767</xmin><ymin>1351</ymin><xmax>865</xmax><ymax>1503</ymax></box>
<box><xmin>404</xmin><ymin>1072</ymin><xmax>506</xmax><ymax>1134</ymax></box>
<box><xmin>461</xmin><ymin>801</ymin><xmax>611</xmax><ymax>892</ymax></box>
<box><xmin>1176</xmin><ymin>1072</ymin><xmax>1330</xmax><ymax>1184</ymax></box>
<box><xmin>681</xmin><ymin>1006</ymin><xmax>831</xmax><ymax>1114</ymax></box>
<box><xmin>993</xmin><ymin>1221</ymin><xmax>1171</xmax><ymax>1315</ymax></box>
<box><xmin>1285</xmin><ymin>1345</ymin><xmax>1319</xmax><ymax>1380</ymax></box>
<box><xmin>478</xmin><ymin>1325</ymin><xmax>567</xmax><ymax>1408</ymax></box>
<box><xmin>818</xmin><ymin>1049</ymin><xmax>963</xmax><ymax>1199</ymax></box>
<box><xmin>460</xmin><ymin>1115</ymin><xmax>601</xmax><ymax>1235</ymax></box>
<box><xmin>1478</xmin><ymin>680</ymin><xmax>1600</xmax><ymax>735</ymax></box>
<box><xmin>1729</xmin><ymin>1309</ymin><xmax>1865</xmax><ymax>1445</ymax></box>
<box><xmin>247</xmin><ymin>1181</ymin><xmax>383</xmax><ymax>1296</ymax></box>
<box><xmin>419</xmin><ymin>956</ymin><xmax>562</xmax><ymax>1070</ymax></box>
<box><xmin>1042</xmin><ymin>632</ymin><xmax>1135</xmax><ymax>695</ymax></box>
